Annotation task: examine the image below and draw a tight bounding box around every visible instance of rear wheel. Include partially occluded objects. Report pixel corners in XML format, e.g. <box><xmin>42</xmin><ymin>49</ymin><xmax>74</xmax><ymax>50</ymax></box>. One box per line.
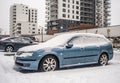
<box><xmin>5</xmin><ymin>46</ymin><xmax>14</xmax><ymax>52</ymax></box>
<box><xmin>39</xmin><ymin>56</ymin><xmax>58</xmax><ymax>72</ymax></box>
<box><xmin>98</xmin><ymin>53</ymin><xmax>108</xmax><ymax>66</ymax></box>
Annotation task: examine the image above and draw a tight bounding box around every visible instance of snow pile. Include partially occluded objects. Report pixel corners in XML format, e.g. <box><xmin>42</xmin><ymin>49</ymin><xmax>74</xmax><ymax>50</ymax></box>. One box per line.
<box><xmin>0</xmin><ymin>51</ymin><xmax>120</xmax><ymax>83</ymax></box>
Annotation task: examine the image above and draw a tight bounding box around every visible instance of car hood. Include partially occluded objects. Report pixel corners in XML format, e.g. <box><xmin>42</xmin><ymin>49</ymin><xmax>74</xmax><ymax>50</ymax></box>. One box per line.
<box><xmin>18</xmin><ymin>43</ymin><xmax>60</xmax><ymax>52</ymax></box>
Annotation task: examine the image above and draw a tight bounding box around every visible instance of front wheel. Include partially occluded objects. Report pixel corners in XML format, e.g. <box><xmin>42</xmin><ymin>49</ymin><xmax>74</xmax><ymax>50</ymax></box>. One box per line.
<box><xmin>98</xmin><ymin>53</ymin><xmax>108</xmax><ymax>66</ymax></box>
<box><xmin>39</xmin><ymin>56</ymin><xmax>58</xmax><ymax>72</ymax></box>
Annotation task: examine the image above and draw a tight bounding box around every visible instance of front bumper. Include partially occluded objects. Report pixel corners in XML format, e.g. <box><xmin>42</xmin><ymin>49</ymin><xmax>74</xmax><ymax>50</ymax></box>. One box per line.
<box><xmin>15</xmin><ymin>58</ymin><xmax>40</xmax><ymax>71</ymax></box>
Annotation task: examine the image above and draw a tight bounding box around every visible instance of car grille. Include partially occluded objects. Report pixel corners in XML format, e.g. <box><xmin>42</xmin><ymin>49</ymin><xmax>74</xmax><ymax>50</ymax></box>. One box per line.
<box><xmin>15</xmin><ymin>62</ymin><xmax>23</xmax><ymax>66</ymax></box>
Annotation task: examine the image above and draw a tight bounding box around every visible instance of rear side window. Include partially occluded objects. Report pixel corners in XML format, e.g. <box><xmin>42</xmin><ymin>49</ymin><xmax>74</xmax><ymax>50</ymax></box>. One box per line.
<box><xmin>21</xmin><ymin>37</ymin><xmax>32</xmax><ymax>43</ymax></box>
<box><xmin>82</xmin><ymin>36</ymin><xmax>99</xmax><ymax>45</ymax></box>
<box><xmin>12</xmin><ymin>37</ymin><xmax>22</xmax><ymax>42</ymax></box>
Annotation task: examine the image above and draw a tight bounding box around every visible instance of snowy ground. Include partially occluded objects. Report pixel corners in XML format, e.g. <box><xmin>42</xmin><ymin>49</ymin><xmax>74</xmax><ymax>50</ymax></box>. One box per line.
<box><xmin>0</xmin><ymin>50</ymin><xmax>120</xmax><ymax>83</ymax></box>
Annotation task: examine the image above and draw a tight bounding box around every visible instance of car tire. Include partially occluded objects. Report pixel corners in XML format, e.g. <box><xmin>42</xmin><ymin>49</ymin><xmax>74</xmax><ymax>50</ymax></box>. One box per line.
<box><xmin>98</xmin><ymin>53</ymin><xmax>108</xmax><ymax>66</ymax></box>
<box><xmin>39</xmin><ymin>56</ymin><xmax>58</xmax><ymax>72</ymax></box>
<box><xmin>5</xmin><ymin>46</ymin><xmax>14</xmax><ymax>52</ymax></box>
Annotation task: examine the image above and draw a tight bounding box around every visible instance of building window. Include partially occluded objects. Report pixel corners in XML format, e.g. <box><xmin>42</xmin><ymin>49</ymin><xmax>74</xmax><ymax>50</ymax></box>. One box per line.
<box><xmin>68</xmin><ymin>10</ymin><xmax>70</xmax><ymax>13</ymax></box>
<box><xmin>76</xmin><ymin>11</ymin><xmax>79</xmax><ymax>14</ymax></box>
<box><xmin>63</xmin><ymin>14</ymin><xmax>66</xmax><ymax>17</ymax></box>
<box><xmin>68</xmin><ymin>4</ymin><xmax>70</xmax><ymax>8</ymax></box>
<box><xmin>72</xmin><ymin>15</ymin><xmax>74</xmax><ymax>19</ymax></box>
<box><xmin>68</xmin><ymin>0</ymin><xmax>70</xmax><ymax>3</ymax></box>
<box><xmin>72</xmin><ymin>10</ymin><xmax>74</xmax><ymax>14</ymax></box>
<box><xmin>76</xmin><ymin>1</ymin><xmax>79</xmax><ymax>5</ymax></box>
<box><xmin>32</xmin><ymin>32</ymin><xmax>35</xmax><ymax>34</ymax></box>
<box><xmin>18</xmin><ymin>27</ymin><xmax>21</xmax><ymax>30</ymax></box>
<box><xmin>73</xmin><ymin>0</ymin><xmax>74</xmax><ymax>4</ymax></box>
<box><xmin>13</xmin><ymin>5</ymin><xmax>16</xmax><ymax>7</ymax></box>
<box><xmin>33</xmin><ymin>24</ymin><xmax>35</xmax><ymax>26</ymax></box>
<box><xmin>63</xmin><ymin>3</ymin><xmax>66</xmax><ymax>7</ymax></box>
<box><xmin>32</xmin><ymin>28</ymin><xmax>35</xmax><ymax>30</ymax></box>
<box><xmin>63</xmin><ymin>9</ymin><xmax>66</xmax><ymax>12</ymax></box>
<box><xmin>68</xmin><ymin>15</ymin><xmax>70</xmax><ymax>18</ymax></box>
<box><xmin>63</xmin><ymin>0</ymin><xmax>66</xmax><ymax>2</ymax></box>
<box><xmin>17</xmin><ymin>23</ymin><xmax>21</xmax><ymax>26</ymax></box>
<box><xmin>72</xmin><ymin>5</ymin><xmax>74</xmax><ymax>9</ymax></box>
<box><xmin>76</xmin><ymin>16</ymin><xmax>79</xmax><ymax>19</ymax></box>
<box><xmin>76</xmin><ymin>6</ymin><xmax>79</xmax><ymax>9</ymax></box>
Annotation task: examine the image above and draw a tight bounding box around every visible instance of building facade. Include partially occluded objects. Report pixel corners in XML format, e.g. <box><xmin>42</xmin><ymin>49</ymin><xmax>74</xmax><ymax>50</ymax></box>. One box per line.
<box><xmin>95</xmin><ymin>0</ymin><xmax>111</xmax><ymax>27</ymax></box>
<box><xmin>46</xmin><ymin>0</ymin><xmax>81</xmax><ymax>32</ymax></box>
<box><xmin>10</xmin><ymin>4</ymin><xmax>38</xmax><ymax>36</ymax></box>
<box><xmin>46</xmin><ymin>0</ymin><xmax>111</xmax><ymax>32</ymax></box>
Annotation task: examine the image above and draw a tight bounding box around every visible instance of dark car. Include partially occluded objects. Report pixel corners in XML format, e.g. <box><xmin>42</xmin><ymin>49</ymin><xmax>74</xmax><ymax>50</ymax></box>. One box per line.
<box><xmin>0</xmin><ymin>37</ymin><xmax>36</xmax><ymax>52</ymax></box>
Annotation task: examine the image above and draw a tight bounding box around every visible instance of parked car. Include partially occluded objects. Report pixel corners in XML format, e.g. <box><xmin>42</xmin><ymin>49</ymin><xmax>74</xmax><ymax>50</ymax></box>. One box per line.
<box><xmin>15</xmin><ymin>33</ymin><xmax>113</xmax><ymax>72</ymax></box>
<box><xmin>0</xmin><ymin>37</ymin><xmax>36</xmax><ymax>52</ymax></box>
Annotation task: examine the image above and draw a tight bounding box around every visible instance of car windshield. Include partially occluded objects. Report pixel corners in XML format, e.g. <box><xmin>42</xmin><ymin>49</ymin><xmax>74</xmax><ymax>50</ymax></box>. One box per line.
<box><xmin>43</xmin><ymin>34</ymin><xmax>74</xmax><ymax>46</ymax></box>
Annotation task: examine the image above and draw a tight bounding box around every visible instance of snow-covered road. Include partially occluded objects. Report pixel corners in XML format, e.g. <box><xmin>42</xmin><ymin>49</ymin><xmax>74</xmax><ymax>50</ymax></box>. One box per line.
<box><xmin>0</xmin><ymin>51</ymin><xmax>120</xmax><ymax>83</ymax></box>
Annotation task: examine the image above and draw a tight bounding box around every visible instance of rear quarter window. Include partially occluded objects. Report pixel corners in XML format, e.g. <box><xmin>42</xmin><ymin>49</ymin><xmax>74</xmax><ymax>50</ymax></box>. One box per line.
<box><xmin>98</xmin><ymin>37</ymin><xmax>108</xmax><ymax>44</ymax></box>
<box><xmin>82</xmin><ymin>36</ymin><xmax>99</xmax><ymax>45</ymax></box>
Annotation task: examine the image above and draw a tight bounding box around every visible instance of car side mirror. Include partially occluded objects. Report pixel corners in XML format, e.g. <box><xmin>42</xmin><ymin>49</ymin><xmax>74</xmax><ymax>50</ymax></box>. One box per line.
<box><xmin>66</xmin><ymin>43</ymin><xmax>73</xmax><ymax>48</ymax></box>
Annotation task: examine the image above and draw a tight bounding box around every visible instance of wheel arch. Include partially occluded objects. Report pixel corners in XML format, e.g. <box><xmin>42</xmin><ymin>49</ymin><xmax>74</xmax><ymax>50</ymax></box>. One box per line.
<box><xmin>38</xmin><ymin>54</ymin><xmax>60</xmax><ymax>70</ymax></box>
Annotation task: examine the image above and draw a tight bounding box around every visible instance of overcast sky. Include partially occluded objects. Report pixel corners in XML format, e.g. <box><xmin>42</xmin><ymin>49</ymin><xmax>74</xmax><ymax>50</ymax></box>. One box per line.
<box><xmin>0</xmin><ymin>0</ymin><xmax>120</xmax><ymax>35</ymax></box>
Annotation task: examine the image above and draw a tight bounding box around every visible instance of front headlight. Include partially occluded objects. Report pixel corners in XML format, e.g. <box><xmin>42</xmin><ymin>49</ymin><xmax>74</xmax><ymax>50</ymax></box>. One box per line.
<box><xmin>20</xmin><ymin>53</ymin><xmax>33</xmax><ymax>57</ymax></box>
<box><xmin>16</xmin><ymin>51</ymin><xmax>34</xmax><ymax>57</ymax></box>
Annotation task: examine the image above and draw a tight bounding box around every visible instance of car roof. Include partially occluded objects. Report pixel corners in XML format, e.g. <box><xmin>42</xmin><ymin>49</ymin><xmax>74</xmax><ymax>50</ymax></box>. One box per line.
<box><xmin>58</xmin><ymin>32</ymin><xmax>105</xmax><ymax>38</ymax></box>
<box><xmin>0</xmin><ymin>36</ymin><xmax>32</xmax><ymax>41</ymax></box>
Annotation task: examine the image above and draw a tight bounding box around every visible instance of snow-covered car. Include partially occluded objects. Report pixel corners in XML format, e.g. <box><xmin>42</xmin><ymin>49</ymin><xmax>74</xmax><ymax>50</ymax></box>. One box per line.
<box><xmin>15</xmin><ymin>33</ymin><xmax>113</xmax><ymax>72</ymax></box>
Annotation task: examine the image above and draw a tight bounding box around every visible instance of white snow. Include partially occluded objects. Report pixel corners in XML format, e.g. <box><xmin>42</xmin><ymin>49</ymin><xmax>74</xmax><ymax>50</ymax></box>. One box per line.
<box><xmin>0</xmin><ymin>50</ymin><xmax>120</xmax><ymax>83</ymax></box>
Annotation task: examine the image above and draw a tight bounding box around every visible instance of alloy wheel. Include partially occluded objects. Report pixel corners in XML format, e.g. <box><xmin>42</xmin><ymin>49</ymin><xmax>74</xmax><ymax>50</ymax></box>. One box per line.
<box><xmin>5</xmin><ymin>46</ymin><xmax>13</xmax><ymax>52</ymax></box>
<box><xmin>99</xmin><ymin>54</ymin><xmax>108</xmax><ymax>65</ymax></box>
<box><xmin>40</xmin><ymin>56</ymin><xmax>58</xmax><ymax>72</ymax></box>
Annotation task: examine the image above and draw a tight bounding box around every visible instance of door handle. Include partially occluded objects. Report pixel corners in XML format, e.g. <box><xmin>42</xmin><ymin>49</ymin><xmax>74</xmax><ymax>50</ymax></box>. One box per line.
<box><xmin>80</xmin><ymin>48</ymin><xmax>84</xmax><ymax>50</ymax></box>
<box><xmin>96</xmin><ymin>46</ymin><xmax>99</xmax><ymax>50</ymax></box>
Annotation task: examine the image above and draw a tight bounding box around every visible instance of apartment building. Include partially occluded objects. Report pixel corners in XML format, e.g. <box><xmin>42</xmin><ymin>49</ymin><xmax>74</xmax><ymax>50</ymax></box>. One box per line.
<box><xmin>95</xmin><ymin>0</ymin><xmax>111</xmax><ymax>27</ymax></box>
<box><xmin>10</xmin><ymin>4</ymin><xmax>38</xmax><ymax>36</ymax></box>
<box><xmin>46</xmin><ymin>0</ymin><xmax>80</xmax><ymax>32</ymax></box>
<box><xmin>46</xmin><ymin>0</ymin><xmax>111</xmax><ymax>32</ymax></box>
<box><xmin>80</xmin><ymin>0</ymin><xmax>95</xmax><ymax>25</ymax></box>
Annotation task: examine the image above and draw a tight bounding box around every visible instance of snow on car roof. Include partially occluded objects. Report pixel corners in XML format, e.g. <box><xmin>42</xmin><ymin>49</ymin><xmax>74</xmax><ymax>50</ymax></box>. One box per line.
<box><xmin>56</xmin><ymin>32</ymin><xmax>105</xmax><ymax>38</ymax></box>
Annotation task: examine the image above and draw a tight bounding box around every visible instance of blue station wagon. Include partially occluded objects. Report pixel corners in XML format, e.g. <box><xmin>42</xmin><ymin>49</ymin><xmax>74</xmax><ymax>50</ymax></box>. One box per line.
<box><xmin>15</xmin><ymin>33</ymin><xmax>113</xmax><ymax>72</ymax></box>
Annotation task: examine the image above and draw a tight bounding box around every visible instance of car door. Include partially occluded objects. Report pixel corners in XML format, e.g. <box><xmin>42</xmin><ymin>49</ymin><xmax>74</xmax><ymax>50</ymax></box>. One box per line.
<box><xmin>82</xmin><ymin>36</ymin><xmax>100</xmax><ymax>63</ymax></box>
<box><xmin>62</xmin><ymin>36</ymin><xmax>85</xmax><ymax>65</ymax></box>
<box><xmin>9</xmin><ymin>37</ymin><xmax>24</xmax><ymax>51</ymax></box>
